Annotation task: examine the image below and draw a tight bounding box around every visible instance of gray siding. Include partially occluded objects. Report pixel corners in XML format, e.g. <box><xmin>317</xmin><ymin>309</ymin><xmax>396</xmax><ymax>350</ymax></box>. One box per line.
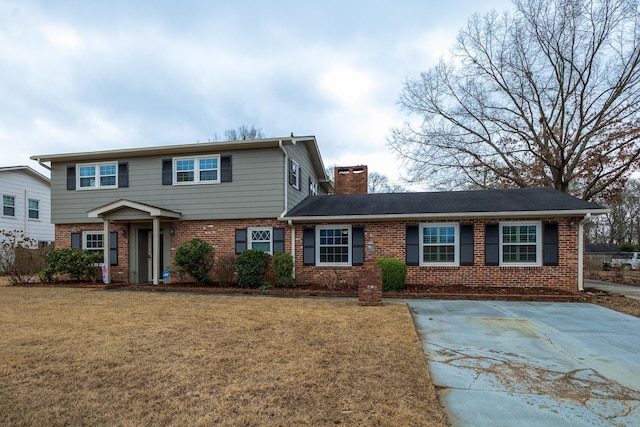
<box><xmin>51</xmin><ymin>148</ymin><xmax>286</xmax><ymax>224</ymax></box>
<box><xmin>285</xmin><ymin>143</ymin><xmax>328</xmax><ymax>211</ymax></box>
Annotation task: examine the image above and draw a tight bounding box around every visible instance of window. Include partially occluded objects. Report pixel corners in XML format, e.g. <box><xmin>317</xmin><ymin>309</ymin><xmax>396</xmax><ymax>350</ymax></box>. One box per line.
<box><xmin>309</xmin><ymin>177</ymin><xmax>319</xmax><ymax>196</ymax></box>
<box><xmin>28</xmin><ymin>199</ymin><xmax>39</xmax><ymax>220</ymax></box>
<box><xmin>77</xmin><ymin>162</ymin><xmax>118</xmax><ymax>189</ymax></box>
<box><xmin>500</xmin><ymin>221</ymin><xmax>541</xmax><ymax>266</ymax></box>
<box><xmin>83</xmin><ymin>231</ymin><xmax>104</xmax><ymax>263</ymax></box>
<box><xmin>2</xmin><ymin>195</ymin><xmax>15</xmax><ymax>217</ymax></box>
<box><xmin>174</xmin><ymin>155</ymin><xmax>220</xmax><ymax>184</ymax></box>
<box><xmin>317</xmin><ymin>225</ymin><xmax>351</xmax><ymax>265</ymax></box>
<box><xmin>248</xmin><ymin>227</ymin><xmax>273</xmax><ymax>254</ymax></box>
<box><xmin>290</xmin><ymin>159</ymin><xmax>300</xmax><ymax>189</ymax></box>
<box><xmin>420</xmin><ymin>223</ymin><xmax>459</xmax><ymax>266</ymax></box>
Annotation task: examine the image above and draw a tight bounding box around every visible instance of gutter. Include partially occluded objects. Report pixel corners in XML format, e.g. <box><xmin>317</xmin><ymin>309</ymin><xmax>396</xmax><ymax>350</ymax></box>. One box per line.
<box><xmin>34</xmin><ymin>158</ymin><xmax>51</xmax><ymax>171</ymax></box>
<box><xmin>577</xmin><ymin>213</ymin><xmax>592</xmax><ymax>292</ymax></box>
<box><xmin>280</xmin><ymin>209</ymin><xmax>610</xmax><ymax>223</ymax></box>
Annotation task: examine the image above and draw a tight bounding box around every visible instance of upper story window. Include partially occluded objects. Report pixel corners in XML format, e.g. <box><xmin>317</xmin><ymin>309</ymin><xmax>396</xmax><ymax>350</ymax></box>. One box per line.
<box><xmin>248</xmin><ymin>227</ymin><xmax>273</xmax><ymax>254</ymax></box>
<box><xmin>77</xmin><ymin>162</ymin><xmax>118</xmax><ymax>189</ymax></box>
<box><xmin>317</xmin><ymin>225</ymin><xmax>351</xmax><ymax>266</ymax></box>
<box><xmin>309</xmin><ymin>177</ymin><xmax>319</xmax><ymax>196</ymax></box>
<box><xmin>500</xmin><ymin>221</ymin><xmax>541</xmax><ymax>266</ymax></box>
<box><xmin>2</xmin><ymin>195</ymin><xmax>15</xmax><ymax>217</ymax></box>
<box><xmin>174</xmin><ymin>155</ymin><xmax>220</xmax><ymax>184</ymax></box>
<box><xmin>28</xmin><ymin>199</ymin><xmax>39</xmax><ymax>220</ymax></box>
<box><xmin>420</xmin><ymin>223</ymin><xmax>459</xmax><ymax>266</ymax></box>
<box><xmin>289</xmin><ymin>159</ymin><xmax>300</xmax><ymax>190</ymax></box>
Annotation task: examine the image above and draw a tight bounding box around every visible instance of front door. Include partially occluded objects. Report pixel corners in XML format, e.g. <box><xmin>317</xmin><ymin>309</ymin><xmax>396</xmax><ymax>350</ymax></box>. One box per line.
<box><xmin>136</xmin><ymin>229</ymin><xmax>165</xmax><ymax>283</ymax></box>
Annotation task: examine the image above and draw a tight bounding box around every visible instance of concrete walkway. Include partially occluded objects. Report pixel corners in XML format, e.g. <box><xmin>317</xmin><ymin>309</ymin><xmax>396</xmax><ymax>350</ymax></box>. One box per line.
<box><xmin>585</xmin><ymin>279</ymin><xmax>640</xmax><ymax>300</ymax></box>
<box><xmin>408</xmin><ymin>300</ymin><xmax>640</xmax><ymax>426</ymax></box>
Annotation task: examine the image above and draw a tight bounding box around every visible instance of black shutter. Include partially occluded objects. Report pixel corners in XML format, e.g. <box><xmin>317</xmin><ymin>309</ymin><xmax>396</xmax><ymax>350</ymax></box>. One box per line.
<box><xmin>303</xmin><ymin>227</ymin><xmax>315</xmax><ymax>265</ymax></box>
<box><xmin>460</xmin><ymin>224</ymin><xmax>474</xmax><ymax>266</ymax></box>
<box><xmin>406</xmin><ymin>225</ymin><xmax>419</xmax><ymax>266</ymax></box>
<box><xmin>221</xmin><ymin>155</ymin><xmax>232</xmax><ymax>182</ymax></box>
<box><xmin>118</xmin><ymin>162</ymin><xmax>129</xmax><ymax>188</ymax></box>
<box><xmin>297</xmin><ymin>167</ymin><xmax>302</xmax><ymax>190</ymax></box>
<box><xmin>308</xmin><ymin>176</ymin><xmax>312</xmax><ymax>195</ymax></box>
<box><xmin>66</xmin><ymin>166</ymin><xmax>76</xmax><ymax>190</ymax></box>
<box><xmin>273</xmin><ymin>228</ymin><xmax>285</xmax><ymax>253</ymax></box>
<box><xmin>110</xmin><ymin>231</ymin><xmax>118</xmax><ymax>266</ymax></box>
<box><xmin>543</xmin><ymin>222</ymin><xmax>559</xmax><ymax>266</ymax></box>
<box><xmin>485</xmin><ymin>223</ymin><xmax>500</xmax><ymax>266</ymax></box>
<box><xmin>162</xmin><ymin>159</ymin><xmax>172</xmax><ymax>185</ymax></box>
<box><xmin>352</xmin><ymin>226</ymin><xmax>365</xmax><ymax>266</ymax></box>
<box><xmin>235</xmin><ymin>228</ymin><xmax>247</xmax><ymax>254</ymax></box>
<box><xmin>71</xmin><ymin>232</ymin><xmax>81</xmax><ymax>249</ymax></box>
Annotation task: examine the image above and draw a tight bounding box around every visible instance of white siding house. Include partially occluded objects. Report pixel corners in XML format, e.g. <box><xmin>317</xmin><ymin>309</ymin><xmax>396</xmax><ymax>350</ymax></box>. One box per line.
<box><xmin>0</xmin><ymin>166</ymin><xmax>54</xmax><ymax>245</ymax></box>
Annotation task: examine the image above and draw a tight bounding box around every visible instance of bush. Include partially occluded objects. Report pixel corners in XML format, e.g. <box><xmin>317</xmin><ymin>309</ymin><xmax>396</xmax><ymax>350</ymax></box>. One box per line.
<box><xmin>375</xmin><ymin>258</ymin><xmax>407</xmax><ymax>292</ymax></box>
<box><xmin>0</xmin><ymin>230</ymin><xmax>42</xmax><ymax>284</ymax></box>
<box><xmin>42</xmin><ymin>248</ymin><xmax>103</xmax><ymax>283</ymax></box>
<box><xmin>214</xmin><ymin>255</ymin><xmax>237</xmax><ymax>286</ymax></box>
<box><xmin>273</xmin><ymin>252</ymin><xmax>294</xmax><ymax>287</ymax></box>
<box><xmin>236</xmin><ymin>249</ymin><xmax>271</xmax><ymax>288</ymax></box>
<box><xmin>619</xmin><ymin>242</ymin><xmax>637</xmax><ymax>252</ymax></box>
<box><xmin>173</xmin><ymin>238</ymin><xmax>215</xmax><ymax>284</ymax></box>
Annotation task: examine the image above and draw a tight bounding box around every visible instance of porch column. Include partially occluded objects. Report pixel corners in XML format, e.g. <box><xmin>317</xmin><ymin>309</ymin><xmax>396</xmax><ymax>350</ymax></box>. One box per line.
<box><xmin>152</xmin><ymin>217</ymin><xmax>160</xmax><ymax>285</ymax></box>
<box><xmin>103</xmin><ymin>219</ymin><xmax>111</xmax><ymax>284</ymax></box>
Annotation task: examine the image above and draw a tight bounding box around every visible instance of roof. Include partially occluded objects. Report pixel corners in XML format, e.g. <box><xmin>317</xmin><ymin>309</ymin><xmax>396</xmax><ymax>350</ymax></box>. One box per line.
<box><xmin>284</xmin><ymin>187</ymin><xmax>609</xmax><ymax>221</ymax></box>
<box><xmin>87</xmin><ymin>199</ymin><xmax>181</xmax><ymax>219</ymax></box>
<box><xmin>0</xmin><ymin>165</ymin><xmax>50</xmax><ymax>184</ymax></box>
<box><xmin>586</xmin><ymin>243</ymin><xmax>620</xmax><ymax>254</ymax></box>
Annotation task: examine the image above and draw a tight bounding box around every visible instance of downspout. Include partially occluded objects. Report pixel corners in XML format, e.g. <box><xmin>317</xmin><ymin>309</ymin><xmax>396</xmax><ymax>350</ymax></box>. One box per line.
<box><xmin>279</xmin><ymin>140</ymin><xmax>296</xmax><ymax>280</ymax></box>
<box><xmin>577</xmin><ymin>213</ymin><xmax>591</xmax><ymax>292</ymax></box>
<box><xmin>35</xmin><ymin>158</ymin><xmax>51</xmax><ymax>171</ymax></box>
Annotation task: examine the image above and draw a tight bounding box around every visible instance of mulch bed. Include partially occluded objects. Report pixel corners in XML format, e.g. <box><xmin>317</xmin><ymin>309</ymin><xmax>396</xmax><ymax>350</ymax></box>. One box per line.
<box><xmin>34</xmin><ymin>281</ymin><xmax>590</xmax><ymax>302</ymax></box>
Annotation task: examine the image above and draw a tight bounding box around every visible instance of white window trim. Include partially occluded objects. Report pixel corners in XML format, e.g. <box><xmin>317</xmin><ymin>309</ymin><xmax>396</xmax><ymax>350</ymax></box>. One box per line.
<box><xmin>309</xmin><ymin>178</ymin><xmax>319</xmax><ymax>196</ymax></box>
<box><xmin>173</xmin><ymin>155</ymin><xmax>221</xmax><ymax>185</ymax></box>
<box><xmin>290</xmin><ymin>159</ymin><xmax>300</xmax><ymax>190</ymax></box>
<box><xmin>28</xmin><ymin>198</ymin><xmax>39</xmax><ymax>221</ymax></box>
<box><xmin>248</xmin><ymin>227</ymin><xmax>273</xmax><ymax>255</ymax></box>
<box><xmin>77</xmin><ymin>162</ymin><xmax>118</xmax><ymax>190</ymax></box>
<box><xmin>419</xmin><ymin>222</ymin><xmax>459</xmax><ymax>267</ymax></box>
<box><xmin>82</xmin><ymin>231</ymin><xmax>105</xmax><ymax>261</ymax></box>
<box><xmin>2</xmin><ymin>194</ymin><xmax>16</xmax><ymax>218</ymax></box>
<box><xmin>316</xmin><ymin>225</ymin><xmax>352</xmax><ymax>266</ymax></box>
<box><xmin>499</xmin><ymin>221</ymin><xmax>542</xmax><ymax>267</ymax></box>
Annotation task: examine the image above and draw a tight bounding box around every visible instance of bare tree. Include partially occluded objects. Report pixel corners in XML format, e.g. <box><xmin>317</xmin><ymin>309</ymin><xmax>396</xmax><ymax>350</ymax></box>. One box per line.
<box><xmin>389</xmin><ymin>0</ymin><xmax>640</xmax><ymax>201</ymax></box>
<box><xmin>590</xmin><ymin>179</ymin><xmax>640</xmax><ymax>244</ymax></box>
<box><xmin>211</xmin><ymin>125</ymin><xmax>265</xmax><ymax>141</ymax></box>
<box><xmin>368</xmin><ymin>172</ymin><xmax>405</xmax><ymax>193</ymax></box>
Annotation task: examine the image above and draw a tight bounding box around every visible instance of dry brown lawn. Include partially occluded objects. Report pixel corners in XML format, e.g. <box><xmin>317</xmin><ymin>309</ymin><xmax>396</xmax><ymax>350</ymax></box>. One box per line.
<box><xmin>0</xmin><ymin>286</ymin><xmax>447</xmax><ymax>426</ymax></box>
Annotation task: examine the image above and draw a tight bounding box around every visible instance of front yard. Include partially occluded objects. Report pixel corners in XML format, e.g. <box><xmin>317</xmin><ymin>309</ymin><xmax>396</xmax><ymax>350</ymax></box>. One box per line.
<box><xmin>0</xmin><ymin>286</ymin><xmax>447</xmax><ymax>426</ymax></box>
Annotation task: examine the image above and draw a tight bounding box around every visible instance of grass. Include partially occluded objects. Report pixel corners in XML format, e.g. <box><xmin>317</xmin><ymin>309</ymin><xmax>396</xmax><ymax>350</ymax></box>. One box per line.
<box><xmin>0</xmin><ymin>286</ymin><xmax>447</xmax><ymax>426</ymax></box>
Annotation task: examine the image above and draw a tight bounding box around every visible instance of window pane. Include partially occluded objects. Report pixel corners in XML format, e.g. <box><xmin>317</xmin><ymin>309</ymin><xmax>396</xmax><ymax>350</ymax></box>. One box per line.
<box><xmin>177</xmin><ymin>171</ymin><xmax>194</xmax><ymax>182</ymax></box>
<box><xmin>199</xmin><ymin>158</ymin><xmax>217</xmax><ymax>170</ymax></box>
<box><xmin>100</xmin><ymin>176</ymin><xmax>116</xmax><ymax>186</ymax></box>
<box><xmin>79</xmin><ymin>166</ymin><xmax>95</xmax><ymax>177</ymax></box>
<box><xmin>176</xmin><ymin>160</ymin><xmax>194</xmax><ymax>171</ymax></box>
<box><xmin>100</xmin><ymin>164</ymin><xmax>116</xmax><ymax>176</ymax></box>
<box><xmin>28</xmin><ymin>200</ymin><xmax>39</xmax><ymax>219</ymax></box>
<box><xmin>318</xmin><ymin>227</ymin><xmax>350</xmax><ymax>264</ymax></box>
<box><xmin>251</xmin><ymin>242</ymin><xmax>271</xmax><ymax>252</ymax></box>
<box><xmin>200</xmin><ymin>170</ymin><xmax>217</xmax><ymax>181</ymax></box>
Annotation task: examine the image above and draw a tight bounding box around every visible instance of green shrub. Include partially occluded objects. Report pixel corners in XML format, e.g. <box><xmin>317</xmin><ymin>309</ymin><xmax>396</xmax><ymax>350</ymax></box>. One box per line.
<box><xmin>619</xmin><ymin>242</ymin><xmax>636</xmax><ymax>252</ymax></box>
<box><xmin>273</xmin><ymin>252</ymin><xmax>294</xmax><ymax>287</ymax></box>
<box><xmin>214</xmin><ymin>254</ymin><xmax>237</xmax><ymax>286</ymax></box>
<box><xmin>375</xmin><ymin>258</ymin><xmax>407</xmax><ymax>292</ymax></box>
<box><xmin>236</xmin><ymin>249</ymin><xmax>271</xmax><ymax>288</ymax></box>
<box><xmin>42</xmin><ymin>248</ymin><xmax>102</xmax><ymax>282</ymax></box>
<box><xmin>173</xmin><ymin>238</ymin><xmax>215</xmax><ymax>284</ymax></box>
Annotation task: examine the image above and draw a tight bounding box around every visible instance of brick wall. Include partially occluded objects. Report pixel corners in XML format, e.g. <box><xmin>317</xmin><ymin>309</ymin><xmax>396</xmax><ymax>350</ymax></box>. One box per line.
<box><xmin>292</xmin><ymin>217</ymin><xmax>582</xmax><ymax>291</ymax></box>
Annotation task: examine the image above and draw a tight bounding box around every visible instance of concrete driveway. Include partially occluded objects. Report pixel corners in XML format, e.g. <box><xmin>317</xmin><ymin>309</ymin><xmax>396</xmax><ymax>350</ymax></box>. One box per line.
<box><xmin>407</xmin><ymin>300</ymin><xmax>640</xmax><ymax>426</ymax></box>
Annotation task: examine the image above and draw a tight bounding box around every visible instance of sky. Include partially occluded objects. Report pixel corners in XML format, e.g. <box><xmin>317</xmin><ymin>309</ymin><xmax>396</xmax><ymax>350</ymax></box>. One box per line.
<box><xmin>1</xmin><ymin>0</ymin><xmax>513</xmax><ymax>187</ymax></box>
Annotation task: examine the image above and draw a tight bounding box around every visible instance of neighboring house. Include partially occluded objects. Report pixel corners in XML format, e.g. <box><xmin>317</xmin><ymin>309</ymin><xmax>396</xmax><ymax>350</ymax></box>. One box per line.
<box><xmin>0</xmin><ymin>166</ymin><xmax>54</xmax><ymax>245</ymax></box>
<box><xmin>31</xmin><ymin>136</ymin><xmax>609</xmax><ymax>291</ymax></box>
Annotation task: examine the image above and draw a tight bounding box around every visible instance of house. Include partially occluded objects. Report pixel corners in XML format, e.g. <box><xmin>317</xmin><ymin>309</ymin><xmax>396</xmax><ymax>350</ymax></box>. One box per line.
<box><xmin>0</xmin><ymin>166</ymin><xmax>54</xmax><ymax>245</ymax></box>
<box><xmin>31</xmin><ymin>136</ymin><xmax>608</xmax><ymax>291</ymax></box>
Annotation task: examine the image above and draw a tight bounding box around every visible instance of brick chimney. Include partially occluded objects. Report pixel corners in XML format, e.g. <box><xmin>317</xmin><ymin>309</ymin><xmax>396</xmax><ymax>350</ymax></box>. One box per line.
<box><xmin>334</xmin><ymin>165</ymin><xmax>368</xmax><ymax>194</ymax></box>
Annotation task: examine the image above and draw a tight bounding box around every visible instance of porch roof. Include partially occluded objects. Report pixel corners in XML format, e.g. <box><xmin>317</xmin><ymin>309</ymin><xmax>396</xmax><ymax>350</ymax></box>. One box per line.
<box><xmin>87</xmin><ymin>199</ymin><xmax>181</xmax><ymax>219</ymax></box>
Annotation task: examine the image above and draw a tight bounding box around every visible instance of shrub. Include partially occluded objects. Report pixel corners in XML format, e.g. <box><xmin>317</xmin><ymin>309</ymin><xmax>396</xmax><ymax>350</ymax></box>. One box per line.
<box><xmin>375</xmin><ymin>258</ymin><xmax>407</xmax><ymax>292</ymax></box>
<box><xmin>236</xmin><ymin>249</ymin><xmax>271</xmax><ymax>288</ymax></box>
<box><xmin>273</xmin><ymin>252</ymin><xmax>294</xmax><ymax>287</ymax></box>
<box><xmin>0</xmin><ymin>230</ymin><xmax>42</xmax><ymax>285</ymax></box>
<box><xmin>214</xmin><ymin>255</ymin><xmax>237</xmax><ymax>286</ymax></box>
<box><xmin>42</xmin><ymin>248</ymin><xmax>103</xmax><ymax>283</ymax></box>
<box><xmin>619</xmin><ymin>242</ymin><xmax>636</xmax><ymax>252</ymax></box>
<box><xmin>173</xmin><ymin>238</ymin><xmax>215</xmax><ymax>284</ymax></box>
